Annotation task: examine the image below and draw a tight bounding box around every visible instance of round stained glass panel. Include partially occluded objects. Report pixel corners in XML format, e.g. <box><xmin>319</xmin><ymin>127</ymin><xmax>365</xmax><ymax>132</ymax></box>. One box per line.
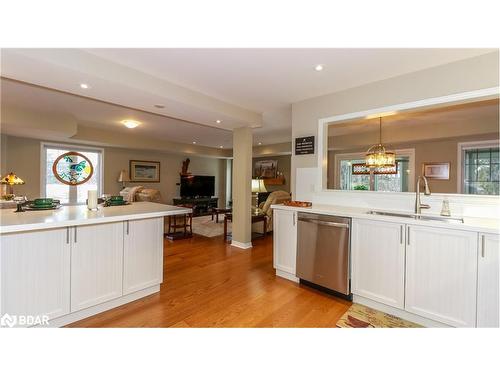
<box><xmin>52</xmin><ymin>151</ymin><xmax>94</xmax><ymax>186</ymax></box>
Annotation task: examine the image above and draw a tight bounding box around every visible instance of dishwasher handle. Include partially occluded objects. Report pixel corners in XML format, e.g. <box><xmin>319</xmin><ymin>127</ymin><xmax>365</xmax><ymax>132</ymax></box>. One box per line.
<box><xmin>298</xmin><ymin>217</ymin><xmax>350</xmax><ymax>229</ymax></box>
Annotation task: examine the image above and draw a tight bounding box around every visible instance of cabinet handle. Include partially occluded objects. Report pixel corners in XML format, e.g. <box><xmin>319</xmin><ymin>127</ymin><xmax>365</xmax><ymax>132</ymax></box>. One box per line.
<box><xmin>293</xmin><ymin>212</ymin><xmax>296</xmax><ymax>226</ymax></box>
<box><xmin>400</xmin><ymin>225</ymin><xmax>403</xmax><ymax>245</ymax></box>
<box><xmin>407</xmin><ymin>226</ymin><xmax>410</xmax><ymax>245</ymax></box>
<box><xmin>481</xmin><ymin>235</ymin><xmax>485</xmax><ymax>258</ymax></box>
<box><xmin>74</xmin><ymin>226</ymin><xmax>77</xmax><ymax>243</ymax></box>
<box><xmin>126</xmin><ymin>221</ymin><xmax>129</xmax><ymax>235</ymax></box>
<box><xmin>66</xmin><ymin>227</ymin><xmax>70</xmax><ymax>244</ymax></box>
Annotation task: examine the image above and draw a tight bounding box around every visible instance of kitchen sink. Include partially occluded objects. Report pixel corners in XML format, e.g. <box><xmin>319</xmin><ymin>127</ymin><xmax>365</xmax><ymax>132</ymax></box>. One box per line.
<box><xmin>367</xmin><ymin>210</ymin><xmax>464</xmax><ymax>224</ymax></box>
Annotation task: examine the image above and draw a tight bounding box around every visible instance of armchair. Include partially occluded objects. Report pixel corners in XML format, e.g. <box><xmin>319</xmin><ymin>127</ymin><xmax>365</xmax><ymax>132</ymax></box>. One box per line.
<box><xmin>252</xmin><ymin>190</ymin><xmax>291</xmax><ymax>234</ymax></box>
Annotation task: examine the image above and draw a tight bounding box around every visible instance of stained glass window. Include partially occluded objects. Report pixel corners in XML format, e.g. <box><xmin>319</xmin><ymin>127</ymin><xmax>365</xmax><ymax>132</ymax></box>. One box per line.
<box><xmin>42</xmin><ymin>144</ymin><xmax>102</xmax><ymax>204</ymax></box>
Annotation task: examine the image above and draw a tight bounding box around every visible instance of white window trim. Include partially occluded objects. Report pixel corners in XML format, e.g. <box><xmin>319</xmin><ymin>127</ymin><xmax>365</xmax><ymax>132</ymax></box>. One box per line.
<box><xmin>40</xmin><ymin>142</ymin><xmax>105</xmax><ymax>204</ymax></box>
<box><xmin>333</xmin><ymin>148</ymin><xmax>415</xmax><ymax>191</ymax></box>
<box><xmin>457</xmin><ymin>139</ymin><xmax>500</xmax><ymax>194</ymax></box>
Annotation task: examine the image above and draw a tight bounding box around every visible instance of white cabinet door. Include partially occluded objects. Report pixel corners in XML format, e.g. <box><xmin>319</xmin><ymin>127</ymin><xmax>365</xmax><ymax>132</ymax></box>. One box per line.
<box><xmin>123</xmin><ymin>217</ymin><xmax>164</xmax><ymax>295</ymax></box>
<box><xmin>0</xmin><ymin>228</ymin><xmax>70</xmax><ymax>325</ymax></box>
<box><xmin>351</xmin><ymin>219</ymin><xmax>406</xmax><ymax>308</ymax></box>
<box><xmin>405</xmin><ymin>225</ymin><xmax>478</xmax><ymax>327</ymax></box>
<box><xmin>70</xmin><ymin>222</ymin><xmax>124</xmax><ymax>312</ymax></box>
<box><xmin>477</xmin><ymin>233</ymin><xmax>499</xmax><ymax>328</ymax></box>
<box><xmin>273</xmin><ymin>209</ymin><xmax>297</xmax><ymax>278</ymax></box>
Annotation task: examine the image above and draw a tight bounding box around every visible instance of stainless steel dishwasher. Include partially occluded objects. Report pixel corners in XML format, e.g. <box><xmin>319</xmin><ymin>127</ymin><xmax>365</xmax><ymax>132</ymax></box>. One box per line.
<box><xmin>296</xmin><ymin>212</ymin><xmax>351</xmax><ymax>298</ymax></box>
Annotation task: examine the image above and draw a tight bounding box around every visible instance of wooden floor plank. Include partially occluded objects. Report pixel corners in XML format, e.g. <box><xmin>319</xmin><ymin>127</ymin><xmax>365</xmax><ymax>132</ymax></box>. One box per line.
<box><xmin>68</xmin><ymin>234</ymin><xmax>351</xmax><ymax>328</ymax></box>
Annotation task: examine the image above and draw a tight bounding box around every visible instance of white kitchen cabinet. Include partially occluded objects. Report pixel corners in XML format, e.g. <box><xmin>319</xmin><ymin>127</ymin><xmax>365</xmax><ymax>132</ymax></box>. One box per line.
<box><xmin>273</xmin><ymin>209</ymin><xmax>298</xmax><ymax>281</ymax></box>
<box><xmin>405</xmin><ymin>225</ymin><xmax>478</xmax><ymax>327</ymax></box>
<box><xmin>477</xmin><ymin>233</ymin><xmax>499</xmax><ymax>328</ymax></box>
<box><xmin>70</xmin><ymin>222</ymin><xmax>124</xmax><ymax>312</ymax></box>
<box><xmin>351</xmin><ymin>219</ymin><xmax>405</xmax><ymax>309</ymax></box>
<box><xmin>123</xmin><ymin>217</ymin><xmax>164</xmax><ymax>295</ymax></box>
<box><xmin>0</xmin><ymin>228</ymin><xmax>70</xmax><ymax>325</ymax></box>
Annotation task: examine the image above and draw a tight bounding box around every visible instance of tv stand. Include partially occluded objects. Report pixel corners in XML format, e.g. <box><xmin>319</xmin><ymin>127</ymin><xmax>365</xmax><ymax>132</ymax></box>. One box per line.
<box><xmin>172</xmin><ymin>197</ymin><xmax>218</xmax><ymax>216</ymax></box>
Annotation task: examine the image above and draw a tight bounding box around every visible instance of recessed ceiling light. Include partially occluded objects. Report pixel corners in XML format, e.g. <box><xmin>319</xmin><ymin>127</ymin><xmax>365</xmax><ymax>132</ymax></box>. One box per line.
<box><xmin>216</xmin><ymin>119</ymin><xmax>222</xmax><ymax>124</ymax></box>
<box><xmin>80</xmin><ymin>83</ymin><xmax>89</xmax><ymax>89</ymax></box>
<box><xmin>154</xmin><ymin>104</ymin><xmax>165</xmax><ymax>109</ymax></box>
<box><xmin>192</xmin><ymin>141</ymin><xmax>197</xmax><ymax>144</ymax></box>
<box><xmin>121</xmin><ymin>119</ymin><xmax>141</xmax><ymax>129</ymax></box>
<box><xmin>258</xmin><ymin>142</ymin><xmax>262</xmax><ymax>145</ymax></box>
<box><xmin>314</xmin><ymin>64</ymin><xmax>324</xmax><ymax>72</ymax></box>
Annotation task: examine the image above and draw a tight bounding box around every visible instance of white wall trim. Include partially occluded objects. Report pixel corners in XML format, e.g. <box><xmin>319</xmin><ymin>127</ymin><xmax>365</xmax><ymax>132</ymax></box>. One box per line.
<box><xmin>317</xmin><ymin>86</ymin><xmax>500</xmax><ymax>198</ymax></box>
<box><xmin>231</xmin><ymin>240</ymin><xmax>253</xmax><ymax>249</ymax></box>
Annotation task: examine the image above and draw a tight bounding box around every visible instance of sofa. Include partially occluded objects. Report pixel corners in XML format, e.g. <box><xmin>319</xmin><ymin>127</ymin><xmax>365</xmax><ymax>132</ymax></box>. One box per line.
<box><xmin>252</xmin><ymin>190</ymin><xmax>291</xmax><ymax>234</ymax></box>
<box><xmin>119</xmin><ymin>186</ymin><xmax>162</xmax><ymax>203</ymax></box>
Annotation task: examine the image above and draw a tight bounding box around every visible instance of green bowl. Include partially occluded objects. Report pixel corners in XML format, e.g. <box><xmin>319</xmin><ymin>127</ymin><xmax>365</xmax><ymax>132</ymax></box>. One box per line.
<box><xmin>110</xmin><ymin>196</ymin><xmax>124</xmax><ymax>201</ymax></box>
<box><xmin>34</xmin><ymin>198</ymin><xmax>53</xmax><ymax>206</ymax></box>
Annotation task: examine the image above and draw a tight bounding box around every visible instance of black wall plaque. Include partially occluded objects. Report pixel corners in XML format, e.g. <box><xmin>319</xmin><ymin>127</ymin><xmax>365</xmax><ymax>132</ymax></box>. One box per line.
<box><xmin>295</xmin><ymin>136</ymin><xmax>315</xmax><ymax>155</ymax></box>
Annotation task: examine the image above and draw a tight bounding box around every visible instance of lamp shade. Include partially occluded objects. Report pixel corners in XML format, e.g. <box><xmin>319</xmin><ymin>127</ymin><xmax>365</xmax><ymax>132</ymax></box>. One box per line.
<box><xmin>118</xmin><ymin>170</ymin><xmax>130</xmax><ymax>183</ymax></box>
<box><xmin>1</xmin><ymin>172</ymin><xmax>25</xmax><ymax>185</ymax></box>
<box><xmin>251</xmin><ymin>179</ymin><xmax>267</xmax><ymax>193</ymax></box>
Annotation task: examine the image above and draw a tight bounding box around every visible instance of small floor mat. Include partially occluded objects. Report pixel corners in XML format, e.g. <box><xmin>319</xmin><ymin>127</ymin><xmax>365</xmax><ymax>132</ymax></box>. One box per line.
<box><xmin>336</xmin><ymin>303</ymin><xmax>422</xmax><ymax>328</ymax></box>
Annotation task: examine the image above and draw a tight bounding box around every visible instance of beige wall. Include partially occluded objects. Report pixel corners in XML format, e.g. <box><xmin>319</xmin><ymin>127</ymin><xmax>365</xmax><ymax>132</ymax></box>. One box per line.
<box><xmin>291</xmin><ymin>51</ymin><xmax>500</xmax><ymax>197</ymax></box>
<box><xmin>0</xmin><ymin>135</ymin><xmax>227</xmax><ymax>205</ymax></box>
<box><xmin>328</xmin><ymin>133</ymin><xmax>499</xmax><ymax>193</ymax></box>
<box><xmin>252</xmin><ymin>154</ymin><xmax>291</xmax><ymax>193</ymax></box>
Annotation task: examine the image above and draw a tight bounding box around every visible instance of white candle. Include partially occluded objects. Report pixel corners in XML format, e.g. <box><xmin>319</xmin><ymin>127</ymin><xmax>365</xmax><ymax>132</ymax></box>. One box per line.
<box><xmin>87</xmin><ymin>190</ymin><xmax>98</xmax><ymax>210</ymax></box>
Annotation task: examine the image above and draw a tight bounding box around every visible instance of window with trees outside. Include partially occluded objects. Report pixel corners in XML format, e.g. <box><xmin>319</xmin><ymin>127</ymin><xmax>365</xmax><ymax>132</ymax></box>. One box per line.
<box><xmin>462</xmin><ymin>143</ymin><xmax>499</xmax><ymax>195</ymax></box>
<box><xmin>339</xmin><ymin>157</ymin><xmax>410</xmax><ymax>192</ymax></box>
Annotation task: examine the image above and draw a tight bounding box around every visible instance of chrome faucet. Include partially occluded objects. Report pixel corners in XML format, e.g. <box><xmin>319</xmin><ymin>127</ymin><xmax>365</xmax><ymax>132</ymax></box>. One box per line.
<box><xmin>415</xmin><ymin>176</ymin><xmax>431</xmax><ymax>215</ymax></box>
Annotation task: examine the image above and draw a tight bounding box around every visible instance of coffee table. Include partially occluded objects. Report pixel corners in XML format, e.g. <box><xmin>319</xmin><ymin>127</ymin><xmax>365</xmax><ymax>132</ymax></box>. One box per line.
<box><xmin>211</xmin><ymin>207</ymin><xmax>232</xmax><ymax>223</ymax></box>
<box><xmin>223</xmin><ymin>210</ymin><xmax>267</xmax><ymax>242</ymax></box>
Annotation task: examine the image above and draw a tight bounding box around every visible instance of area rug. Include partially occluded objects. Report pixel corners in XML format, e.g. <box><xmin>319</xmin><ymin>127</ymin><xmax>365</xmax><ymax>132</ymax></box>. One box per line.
<box><xmin>192</xmin><ymin>215</ymin><xmax>231</xmax><ymax>237</ymax></box>
<box><xmin>336</xmin><ymin>303</ymin><xmax>421</xmax><ymax>328</ymax></box>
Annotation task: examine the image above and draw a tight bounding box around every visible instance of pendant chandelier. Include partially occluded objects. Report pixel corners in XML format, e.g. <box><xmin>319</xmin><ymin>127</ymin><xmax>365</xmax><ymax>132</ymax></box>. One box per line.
<box><xmin>365</xmin><ymin>117</ymin><xmax>396</xmax><ymax>168</ymax></box>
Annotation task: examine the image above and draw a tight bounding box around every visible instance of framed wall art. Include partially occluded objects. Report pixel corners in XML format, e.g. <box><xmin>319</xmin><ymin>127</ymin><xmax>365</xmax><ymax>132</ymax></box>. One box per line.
<box><xmin>254</xmin><ymin>160</ymin><xmax>278</xmax><ymax>179</ymax></box>
<box><xmin>422</xmin><ymin>162</ymin><xmax>450</xmax><ymax>180</ymax></box>
<box><xmin>130</xmin><ymin>160</ymin><xmax>161</xmax><ymax>182</ymax></box>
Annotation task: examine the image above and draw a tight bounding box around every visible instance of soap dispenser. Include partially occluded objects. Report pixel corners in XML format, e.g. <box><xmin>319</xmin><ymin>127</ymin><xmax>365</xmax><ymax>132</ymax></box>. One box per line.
<box><xmin>440</xmin><ymin>197</ymin><xmax>451</xmax><ymax>217</ymax></box>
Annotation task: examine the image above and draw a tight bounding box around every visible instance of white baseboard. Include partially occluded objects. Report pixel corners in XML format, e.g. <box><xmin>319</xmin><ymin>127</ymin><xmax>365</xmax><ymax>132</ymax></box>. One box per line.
<box><xmin>41</xmin><ymin>285</ymin><xmax>161</xmax><ymax>328</ymax></box>
<box><xmin>276</xmin><ymin>269</ymin><xmax>299</xmax><ymax>283</ymax></box>
<box><xmin>231</xmin><ymin>240</ymin><xmax>253</xmax><ymax>249</ymax></box>
<box><xmin>353</xmin><ymin>295</ymin><xmax>451</xmax><ymax>328</ymax></box>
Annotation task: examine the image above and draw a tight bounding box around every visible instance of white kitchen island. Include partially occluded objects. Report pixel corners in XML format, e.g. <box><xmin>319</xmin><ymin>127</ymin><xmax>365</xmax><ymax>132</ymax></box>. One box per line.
<box><xmin>0</xmin><ymin>202</ymin><xmax>191</xmax><ymax>327</ymax></box>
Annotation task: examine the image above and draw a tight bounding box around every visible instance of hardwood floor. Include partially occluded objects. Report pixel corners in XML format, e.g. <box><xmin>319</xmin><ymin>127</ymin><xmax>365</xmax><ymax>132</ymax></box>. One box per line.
<box><xmin>68</xmin><ymin>234</ymin><xmax>352</xmax><ymax>327</ymax></box>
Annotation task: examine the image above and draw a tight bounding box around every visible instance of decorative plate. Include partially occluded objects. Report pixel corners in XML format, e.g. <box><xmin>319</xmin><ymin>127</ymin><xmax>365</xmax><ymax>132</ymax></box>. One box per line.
<box><xmin>24</xmin><ymin>204</ymin><xmax>62</xmax><ymax>211</ymax></box>
<box><xmin>52</xmin><ymin>152</ymin><xmax>94</xmax><ymax>186</ymax></box>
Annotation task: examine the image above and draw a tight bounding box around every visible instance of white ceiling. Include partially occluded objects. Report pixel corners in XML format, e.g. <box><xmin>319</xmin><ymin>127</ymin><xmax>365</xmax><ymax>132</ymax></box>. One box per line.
<box><xmin>85</xmin><ymin>48</ymin><xmax>495</xmax><ymax>112</ymax></box>
<box><xmin>0</xmin><ymin>78</ymin><xmax>234</xmax><ymax>148</ymax></box>
<box><xmin>1</xmin><ymin>48</ymin><xmax>495</xmax><ymax>148</ymax></box>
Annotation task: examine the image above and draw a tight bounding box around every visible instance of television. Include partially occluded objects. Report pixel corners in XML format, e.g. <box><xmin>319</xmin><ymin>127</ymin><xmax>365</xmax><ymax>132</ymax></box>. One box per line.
<box><xmin>180</xmin><ymin>175</ymin><xmax>215</xmax><ymax>198</ymax></box>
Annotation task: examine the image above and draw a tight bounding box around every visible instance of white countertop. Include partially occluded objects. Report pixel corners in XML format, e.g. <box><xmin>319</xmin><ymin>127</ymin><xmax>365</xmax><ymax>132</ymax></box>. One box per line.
<box><xmin>0</xmin><ymin>202</ymin><xmax>192</xmax><ymax>234</ymax></box>
<box><xmin>271</xmin><ymin>203</ymin><xmax>500</xmax><ymax>235</ymax></box>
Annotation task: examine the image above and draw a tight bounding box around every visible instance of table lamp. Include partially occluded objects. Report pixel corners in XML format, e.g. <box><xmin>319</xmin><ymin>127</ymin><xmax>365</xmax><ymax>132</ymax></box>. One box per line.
<box><xmin>1</xmin><ymin>172</ymin><xmax>25</xmax><ymax>200</ymax></box>
<box><xmin>251</xmin><ymin>178</ymin><xmax>267</xmax><ymax>213</ymax></box>
<box><xmin>118</xmin><ymin>169</ymin><xmax>130</xmax><ymax>189</ymax></box>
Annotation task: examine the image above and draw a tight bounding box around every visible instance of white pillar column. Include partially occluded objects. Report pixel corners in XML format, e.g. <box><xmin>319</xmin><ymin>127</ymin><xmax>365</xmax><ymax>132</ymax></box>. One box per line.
<box><xmin>231</xmin><ymin>127</ymin><xmax>253</xmax><ymax>249</ymax></box>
